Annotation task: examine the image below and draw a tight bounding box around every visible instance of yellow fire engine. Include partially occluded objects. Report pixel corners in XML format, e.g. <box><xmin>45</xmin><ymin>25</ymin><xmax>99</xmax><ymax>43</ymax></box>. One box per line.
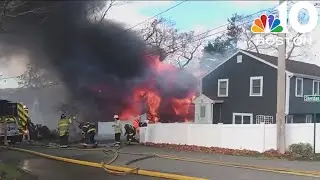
<box><xmin>0</xmin><ymin>100</ymin><xmax>30</xmax><ymax>143</ymax></box>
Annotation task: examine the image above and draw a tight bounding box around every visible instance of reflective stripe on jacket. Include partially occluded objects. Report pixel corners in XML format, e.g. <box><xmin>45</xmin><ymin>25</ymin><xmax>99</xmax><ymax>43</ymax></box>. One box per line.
<box><xmin>82</xmin><ymin>123</ymin><xmax>96</xmax><ymax>134</ymax></box>
<box><xmin>58</xmin><ymin>118</ymin><xmax>71</xmax><ymax>136</ymax></box>
<box><xmin>87</xmin><ymin>128</ymin><xmax>96</xmax><ymax>133</ymax></box>
<box><xmin>87</xmin><ymin>124</ymin><xmax>96</xmax><ymax>133</ymax></box>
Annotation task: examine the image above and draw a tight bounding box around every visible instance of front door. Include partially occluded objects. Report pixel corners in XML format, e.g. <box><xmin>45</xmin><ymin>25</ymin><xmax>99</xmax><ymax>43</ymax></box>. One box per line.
<box><xmin>195</xmin><ymin>103</ymin><xmax>213</xmax><ymax>124</ymax></box>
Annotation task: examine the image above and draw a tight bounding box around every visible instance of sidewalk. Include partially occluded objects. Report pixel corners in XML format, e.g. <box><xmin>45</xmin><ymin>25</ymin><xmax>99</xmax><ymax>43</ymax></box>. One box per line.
<box><xmin>14</xmin><ymin>144</ymin><xmax>320</xmax><ymax>180</ymax></box>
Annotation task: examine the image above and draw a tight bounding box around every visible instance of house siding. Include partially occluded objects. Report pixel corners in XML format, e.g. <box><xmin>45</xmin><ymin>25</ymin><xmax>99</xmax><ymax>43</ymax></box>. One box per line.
<box><xmin>289</xmin><ymin>76</ymin><xmax>320</xmax><ymax>114</ymax></box>
<box><xmin>202</xmin><ymin>52</ymin><xmax>277</xmax><ymax>124</ymax></box>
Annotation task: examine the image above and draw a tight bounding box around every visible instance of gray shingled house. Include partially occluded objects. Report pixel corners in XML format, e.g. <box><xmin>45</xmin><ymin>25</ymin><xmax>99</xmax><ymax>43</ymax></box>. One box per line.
<box><xmin>194</xmin><ymin>49</ymin><xmax>320</xmax><ymax>124</ymax></box>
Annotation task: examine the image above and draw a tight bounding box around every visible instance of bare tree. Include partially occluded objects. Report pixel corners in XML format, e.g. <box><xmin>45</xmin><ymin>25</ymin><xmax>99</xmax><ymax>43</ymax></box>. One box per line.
<box><xmin>141</xmin><ymin>17</ymin><xmax>206</xmax><ymax>68</ymax></box>
<box><xmin>239</xmin><ymin>2</ymin><xmax>310</xmax><ymax>59</ymax></box>
<box><xmin>17</xmin><ymin>63</ymin><xmax>61</xmax><ymax>88</ymax></box>
<box><xmin>86</xmin><ymin>0</ymin><xmax>130</xmax><ymax>23</ymax></box>
<box><xmin>0</xmin><ymin>1</ymin><xmax>53</xmax><ymax>32</ymax></box>
<box><xmin>141</xmin><ymin>18</ymin><xmax>179</xmax><ymax>59</ymax></box>
<box><xmin>175</xmin><ymin>31</ymin><xmax>206</xmax><ymax>68</ymax></box>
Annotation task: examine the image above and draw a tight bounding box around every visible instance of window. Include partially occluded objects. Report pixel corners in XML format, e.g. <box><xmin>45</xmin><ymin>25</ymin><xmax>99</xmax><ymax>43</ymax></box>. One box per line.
<box><xmin>306</xmin><ymin>115</ymin><xmax>312</xmax><ymax>123</ymax></box>
<box><xmin>250</xmin><ymin>76</ymin><xmax>263</xmax><ymax>96</ymax></box>
<box><xmin>237</xmin><ymin>55</ymin><xmax>242</xmax><ymax>63</ymax></box>
<box><xmin>285</xmin><ymin>115</ymin><xmax>293</xmax><ymax>124</ymax></box>
<box><xmin>232</xmin><ymin>113</ymin><xmax>253</xmax><ymax>124</ymax></box>
<box><xmin>217</xmin><ymin>79</ymin><xmax>229</xmax><ymax>97</ymax></box>
<box><xmin>200</xmin><ymin>105</ymin><xmax>206</xmax><ymax>118</ymax></box>
<box><xmin>295</xmin><ymin>78</ymin><xmax>303</xmax><ymax>97</ymax></box>
<box><xmin>313</xmin><ymin>80</ymin><xmax>320</xmax><ymax>95</ymax></box>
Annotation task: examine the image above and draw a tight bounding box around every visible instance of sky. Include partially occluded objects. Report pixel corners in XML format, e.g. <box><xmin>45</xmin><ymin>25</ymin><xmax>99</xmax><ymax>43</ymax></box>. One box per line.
<box><xmin>1</xmin><ymin>1</ymin><xmax>320</xmax><ymax>88</ymax></box>
<box><xmin>106</xmin><ymin>0</ymin><xmax>320</xmax><ymax>65</ymax></box>
<box><xmin>106</xmin><ymin>1</ymin><xmax>279</xmax><ymax>31</ymax></box>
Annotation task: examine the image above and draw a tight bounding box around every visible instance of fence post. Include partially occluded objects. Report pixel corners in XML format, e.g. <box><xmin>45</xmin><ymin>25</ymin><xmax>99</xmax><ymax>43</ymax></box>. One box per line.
<box><xmin>261</xmin><ymin>122</ymin><xmax>265</xmax><ymax>152</ymax></box>
<box><xmin>217</xmin><ymin>123</ymin><xmax>223</xmax><ymax>148</ymax></box>
<box><xmin>314</xmin><ymin>113</ymin><xmax>317</xmax><ymax>154</ymax></box>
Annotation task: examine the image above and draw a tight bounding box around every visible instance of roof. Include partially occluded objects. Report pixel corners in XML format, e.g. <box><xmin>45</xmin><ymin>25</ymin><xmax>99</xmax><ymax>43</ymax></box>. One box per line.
<box><xmin>193</xmin><ymin>94</ymin><xmax>224</xmax><ymax>104</ymax></box>
<box><xmin>242</xmin><ymin>50</ymin><xmax>320</xmax><ymax>77</ymax></box>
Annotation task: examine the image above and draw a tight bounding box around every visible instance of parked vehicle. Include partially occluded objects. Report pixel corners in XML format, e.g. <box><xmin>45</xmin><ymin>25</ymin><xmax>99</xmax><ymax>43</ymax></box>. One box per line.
<box><xmin>0</xmin><ymin>100</ymin><xmax>30</xmax><ymax>144</ymax></box>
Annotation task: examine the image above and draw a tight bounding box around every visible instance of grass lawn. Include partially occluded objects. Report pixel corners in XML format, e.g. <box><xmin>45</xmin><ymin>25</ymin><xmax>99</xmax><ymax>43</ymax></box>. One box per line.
<box><xmin>0</xmin><ymin>162</ymin><xmax>22</xmax><ymax>180</ymax></box>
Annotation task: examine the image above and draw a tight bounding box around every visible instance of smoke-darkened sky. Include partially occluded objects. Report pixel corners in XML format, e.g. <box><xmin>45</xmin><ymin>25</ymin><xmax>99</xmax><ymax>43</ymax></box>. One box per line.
<box><xmin>0</xmin><ymin>1</ymin><xmax>198</xmax><ymax>122</ymax></box>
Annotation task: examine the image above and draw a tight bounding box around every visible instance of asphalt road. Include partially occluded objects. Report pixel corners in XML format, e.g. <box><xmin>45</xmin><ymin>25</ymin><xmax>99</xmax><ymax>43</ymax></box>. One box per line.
<box><xmin>0</xmin><ymin>149</ymin><xmax>156</xmax><ymax>180</ymax></box>
<box><xmin>8</xmin><ymin>143</ymin><xmax>320</xmax><ymax>180</ymax></box>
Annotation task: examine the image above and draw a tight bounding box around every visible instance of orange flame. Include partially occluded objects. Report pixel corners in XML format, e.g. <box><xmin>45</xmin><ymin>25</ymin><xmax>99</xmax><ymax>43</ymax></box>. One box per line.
<box><xmin>119</xmin><ymin>55</ymin><xmax>196</xmax><ymax>123</ymax></box>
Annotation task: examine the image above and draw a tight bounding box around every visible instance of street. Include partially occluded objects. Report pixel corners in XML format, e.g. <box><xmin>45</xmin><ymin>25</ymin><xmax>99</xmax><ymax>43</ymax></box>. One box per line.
<box><xmin>2</xmin><ymin>142</ymin><xmax>319</xmax><ymax>180</ymax></box>
<box><xmin>0</xmin><ymin>149</ymin><xmax>155</xmax><ymax>180</ymax></box>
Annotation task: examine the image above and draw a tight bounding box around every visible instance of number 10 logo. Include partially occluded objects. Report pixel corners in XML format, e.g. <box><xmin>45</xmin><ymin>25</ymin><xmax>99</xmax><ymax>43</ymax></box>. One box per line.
<box><xmin>251</xmin><ymin>1</ymin><xmax>318</xmax><ymax>33</ymax></box>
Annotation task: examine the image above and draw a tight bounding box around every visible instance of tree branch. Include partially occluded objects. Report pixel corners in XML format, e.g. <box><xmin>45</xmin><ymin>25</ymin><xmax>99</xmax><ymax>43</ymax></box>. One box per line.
<box><xmin>99</xmin><ymin>0</ymin><xmax>116</xmax><ymax>23</ymax></box>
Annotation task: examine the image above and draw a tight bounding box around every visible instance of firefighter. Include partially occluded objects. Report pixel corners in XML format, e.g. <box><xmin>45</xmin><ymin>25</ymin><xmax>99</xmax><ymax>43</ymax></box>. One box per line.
<box><xmin>81</xmin><ymin>122</ymin><xmax>97</xmax><ymax>146</ymax></box>
<box><xmin>58</xmin><ymin>114</ymin><xmax>73</xmax><ymax>148</ymax></box>
<box><xmin>124</xmin><ymin>124</ymin><xmax>138</xmax><ymax>144</ymax></box>
<box><xmin>112</xmin><ymin>115</ymin><xmax>122</xmax><ymax>147</ymax></box>
<box><xmin>133</xmin><ymin>115</ymin><xmax>140</xmax><ymax>138</ymax></box>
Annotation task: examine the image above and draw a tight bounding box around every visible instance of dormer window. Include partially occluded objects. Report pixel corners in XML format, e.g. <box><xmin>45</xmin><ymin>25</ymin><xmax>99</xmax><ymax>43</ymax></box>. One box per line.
<box><xmin>237</xmin><ymin>55</ymin><xmax>242</xmax><ymax>63</ymax></box>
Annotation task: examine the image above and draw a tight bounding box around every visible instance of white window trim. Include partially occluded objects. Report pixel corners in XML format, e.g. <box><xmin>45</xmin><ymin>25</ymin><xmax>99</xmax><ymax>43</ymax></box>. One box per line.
<box><xmin>312</xmin><ymin>80</ymin><xmax>320</xmax><ymax>95</ymax></box>
<box><xmin>249</xmin><ymin>76</ymin><xmax>263</xmax><ymax>97</ymax></box>
<box><xmin>217</xmin><ymin>79</ymin><xmax>229</xmax><ymax>97</ymax></box>
<box><xmin>295</xmin><ymin>77</ymin><xmax>303</xmax><ymax>97</ymax></box>
<box><xmin>305</xmin><ymin>115</ymin><xmax>312</xmax><ymax>123</ymax></box>
<box><xmin>232</xmin><ymin>113</ymin><xmax>253</xmax><ymax>124</ymax></box>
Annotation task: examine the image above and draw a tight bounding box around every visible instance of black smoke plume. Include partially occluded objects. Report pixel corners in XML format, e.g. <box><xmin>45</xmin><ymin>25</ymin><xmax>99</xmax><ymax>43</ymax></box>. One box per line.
<box><xmin>0</xmin><ymin>1</ymin><xmax>197</xmax><ymax>122</ymax></box>
<box><xmin>1</xmin><ymin>1</ymin><xmax>151</xmax><ymax>120</ymax></box>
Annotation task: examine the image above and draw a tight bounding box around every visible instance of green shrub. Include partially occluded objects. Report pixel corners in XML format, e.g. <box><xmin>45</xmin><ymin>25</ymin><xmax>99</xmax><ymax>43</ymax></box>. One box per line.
<box><xmin>288</xmin><ymin>143</ymin><xmax>314</xmax><ymax>160</ymax></box>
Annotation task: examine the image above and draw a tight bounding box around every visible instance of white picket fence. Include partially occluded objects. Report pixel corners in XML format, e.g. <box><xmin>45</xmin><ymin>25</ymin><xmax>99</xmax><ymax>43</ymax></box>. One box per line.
<box><xmin>139</xmin><ymin>123</ymin><xmax>320</xmax><ymax>153</ymax></box>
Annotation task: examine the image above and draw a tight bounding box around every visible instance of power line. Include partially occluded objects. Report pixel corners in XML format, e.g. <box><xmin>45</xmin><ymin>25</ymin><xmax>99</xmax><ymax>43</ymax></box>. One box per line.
<box><xmin>0</xmin><ymin>75</ymin><xmax>20</xmax><ymax>80</ymax></box>
<box><xmin>144</xmin><ymin>8</ymin><xmax>279</xmax><ymax>57</ymax></box>
<box><xmin>144</xmin><ymin>1</ymin><xmax>297</xmax><ymax>57</ymax></box>
<box><xmin>122</xmin><ymin>0</ymin><xmax>188</xmax><ymax>33</ymax></box>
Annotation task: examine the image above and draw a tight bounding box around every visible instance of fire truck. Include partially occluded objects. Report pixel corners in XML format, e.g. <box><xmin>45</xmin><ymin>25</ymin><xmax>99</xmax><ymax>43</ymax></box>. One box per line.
<box><xmin>0</xmin><ymin>100</ymin><xmax>30</xmax><ymax>144</ymax></box>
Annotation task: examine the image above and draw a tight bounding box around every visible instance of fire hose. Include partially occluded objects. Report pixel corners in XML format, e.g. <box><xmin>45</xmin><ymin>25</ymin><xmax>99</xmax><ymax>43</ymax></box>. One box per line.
<box><xmin>100</xmin><ymin>147</ymin><xmax>320</xmax><ymax>177</ymax></box>
<box><xmin>24</xmin><ymin>143</ymin><xmax>146</xmax><ymax>176</ymax></box>
<box><xmin>101</xmin><ymin>146</ymin><xmax>140</xmax><ymax>175</ymax></box>
<box><xmin>40</xmin><ymin>143</ymin><xmax>320</xmax><ymax>177</ymax></box>
<box><xmin>10</xmin><ymin>142</ymin><xmax>320</xmax><ymax>178</ymax></box>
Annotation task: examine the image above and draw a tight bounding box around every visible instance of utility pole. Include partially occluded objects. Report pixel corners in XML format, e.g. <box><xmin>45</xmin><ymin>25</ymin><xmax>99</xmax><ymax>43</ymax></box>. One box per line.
<box><xmin>276</xmin><ymin>0</ymin><xmax>286</xmax><ymax>153</ymax></box>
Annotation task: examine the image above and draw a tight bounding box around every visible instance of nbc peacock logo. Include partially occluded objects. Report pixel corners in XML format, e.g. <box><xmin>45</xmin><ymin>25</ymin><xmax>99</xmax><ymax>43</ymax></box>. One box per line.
<box><xmin>251</xmin><ymin>14</ymin><xmax>283</xmax><ymax>33</ymax></box>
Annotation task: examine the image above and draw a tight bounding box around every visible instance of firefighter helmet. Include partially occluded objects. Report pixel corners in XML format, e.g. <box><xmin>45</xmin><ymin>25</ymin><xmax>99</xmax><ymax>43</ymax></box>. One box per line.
<box><xmin>61</xmin><ymin>113</ymin><xmax>66</xmax><ymax>119</ymax></box>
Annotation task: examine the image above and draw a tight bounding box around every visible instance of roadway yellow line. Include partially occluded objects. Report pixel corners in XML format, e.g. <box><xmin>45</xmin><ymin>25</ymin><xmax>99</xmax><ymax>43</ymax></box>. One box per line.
<box><xmin>1</xmin><ymin>146</ymin><xmax>207</xmax><ymax>180</ymax></box>
<box><xmin>158</xmin><ymin>155</ymin><xmax>320</xmax><ymax>177</ymax></box>
<box><xmin>16</xmin><ymin>145</ymin><xmax>320</xmax><ymax>177</ymax></box>
<box><xmin>68</xmin><ymin>147</ymin><xmax>320</xmax><ymax>177</ymax></box>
